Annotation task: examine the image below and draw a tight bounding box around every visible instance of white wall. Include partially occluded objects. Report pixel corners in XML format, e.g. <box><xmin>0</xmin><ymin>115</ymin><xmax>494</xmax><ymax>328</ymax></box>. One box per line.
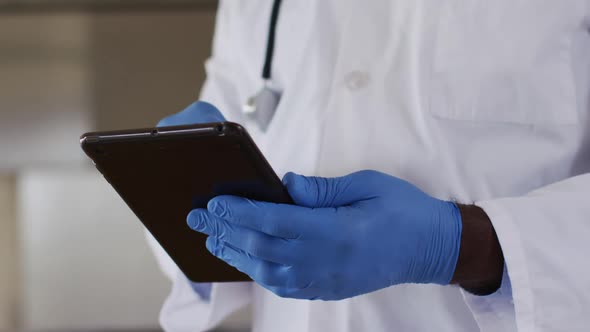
<box><xmin>0</xmin><ymin>13</ymin><xmax>93</xmax><ymax>331</ymax></box>
<box><xmin>17</xmin><ymin>168</ymin><xmax>171</xmax><ymax>330</ymax></box>
<box><xmin>0</xmin><ymin>175</ymin><xmax>17</xmax><ymax>331</ymax></box>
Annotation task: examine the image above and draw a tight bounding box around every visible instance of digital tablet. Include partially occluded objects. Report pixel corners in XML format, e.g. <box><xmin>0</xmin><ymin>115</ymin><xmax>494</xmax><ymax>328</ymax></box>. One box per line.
<box><xmin>80</xmin><ymin>122</ymin><xmax>292</xmax><ymax>282</ymax></box>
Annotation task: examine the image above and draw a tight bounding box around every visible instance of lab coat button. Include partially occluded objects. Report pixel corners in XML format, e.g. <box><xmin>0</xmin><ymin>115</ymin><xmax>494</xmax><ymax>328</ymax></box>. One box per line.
<box><xmin>344</xmin><ymin>71</ymin><xmax>370</xmax><ymax>91</ymax></box>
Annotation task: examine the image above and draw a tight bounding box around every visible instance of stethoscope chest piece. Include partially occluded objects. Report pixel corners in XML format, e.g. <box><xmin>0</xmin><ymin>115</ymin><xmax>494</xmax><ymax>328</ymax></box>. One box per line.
<box><xmin>243</xmin><ymin>83</ymin><xmax>282</xmax><ymax>132</ymax></box>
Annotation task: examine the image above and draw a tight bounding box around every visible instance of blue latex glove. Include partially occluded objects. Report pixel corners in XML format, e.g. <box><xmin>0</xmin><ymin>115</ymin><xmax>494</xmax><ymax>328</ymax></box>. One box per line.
<box><xmin>157</xmin><ymin>101</ymin><xmax>225</xmax><ymax>127</ymax></box>
<box><xmin>188</xmin><ymin>170</ymin><xmax>462</xmax><ymax>300</ymax></box>
<box><xmin>158</xmin><ymin>100</ymin><xmax>225</xmax><ymax>300</ymax></box>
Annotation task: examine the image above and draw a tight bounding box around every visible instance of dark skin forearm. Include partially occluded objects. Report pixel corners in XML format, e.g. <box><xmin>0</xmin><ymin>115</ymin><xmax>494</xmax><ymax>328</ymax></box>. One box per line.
<box><xmin>451</xmin><ymin>204</ymin><xmax>505</xmax><ymax>296</ymax></box>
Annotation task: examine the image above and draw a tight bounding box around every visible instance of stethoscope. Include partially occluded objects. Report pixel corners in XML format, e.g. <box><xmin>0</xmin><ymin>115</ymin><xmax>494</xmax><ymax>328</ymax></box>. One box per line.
<box><xmin>242</xmin><ymin>0</ymin><xmax>283</xmax><ymax>132</ymax></box>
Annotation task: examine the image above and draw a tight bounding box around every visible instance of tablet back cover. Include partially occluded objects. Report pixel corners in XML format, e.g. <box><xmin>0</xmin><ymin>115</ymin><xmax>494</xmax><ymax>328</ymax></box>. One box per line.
<box><xmin>81</xmin><ymin>123</ymin><xmax>291</xmax><ymax>282</ymax></box>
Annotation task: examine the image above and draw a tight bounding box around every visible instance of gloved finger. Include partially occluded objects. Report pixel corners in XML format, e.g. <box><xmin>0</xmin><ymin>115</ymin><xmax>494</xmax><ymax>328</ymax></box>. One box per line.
<box><xmin>270</xmin><ymin>283</ymin><xmax>350</xmax><ymax>301</ymax></box>
<box><xmin>282</xmin><ymin>170</ymin><xmax>388</xmax><ymax>208</ymax></box>
<box><xmin>188</xmin><ymin>209</ymin><xmax>300</xmax><ymax>264</ymax></box>
<box><xmin>206</xmin><ymin>237</ymin><xmax>296</xmax><ymax>288</ymax></box>
<box><xmin>157</xmin><ymin>101</ymin><xmax>225</xmax><ymax>127</ymax></box>
<box><xmin>257</xmin><ymin>281</ymin><xmax>322</xmax><ymax>300</ymax></box>
<box><xmin>207</xmin><ymin>196</ymin><xmax>328</xmax><ymax>239</ymax></box>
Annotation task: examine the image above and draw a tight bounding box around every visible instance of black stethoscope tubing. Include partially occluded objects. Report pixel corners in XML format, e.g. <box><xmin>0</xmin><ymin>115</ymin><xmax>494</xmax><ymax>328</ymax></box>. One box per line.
<box><xmin>262</xmin><ymin>0</ymin><xmax>282</xmax><ymax>81</ymax></box>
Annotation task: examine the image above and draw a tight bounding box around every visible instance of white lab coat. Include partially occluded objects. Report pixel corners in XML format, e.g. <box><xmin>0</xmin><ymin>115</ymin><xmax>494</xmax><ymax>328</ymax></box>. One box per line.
<box><xmin>149</xmin><ymin>1</ymin><xmax>590</xmax><ymax>331</ymax></box>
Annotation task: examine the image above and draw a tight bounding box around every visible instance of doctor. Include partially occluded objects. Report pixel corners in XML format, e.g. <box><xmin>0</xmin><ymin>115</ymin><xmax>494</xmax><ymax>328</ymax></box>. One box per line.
<box><xmin>149</xmin><ymin>1</ymin><xmax>590</xmax><ymax>331</ymax></box>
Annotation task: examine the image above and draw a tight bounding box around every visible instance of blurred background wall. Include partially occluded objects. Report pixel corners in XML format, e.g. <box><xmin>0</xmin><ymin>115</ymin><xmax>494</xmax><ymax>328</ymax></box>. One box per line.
<box><xmin>0</xmin><ymin>1</ymin><xmax>249</xmax><ymax>331</ymax></box>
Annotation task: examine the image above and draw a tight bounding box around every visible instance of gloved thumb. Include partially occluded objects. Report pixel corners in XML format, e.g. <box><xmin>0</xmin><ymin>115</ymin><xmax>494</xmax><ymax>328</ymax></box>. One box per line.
<box><xmin>283</xmin><ymin>172</ymin><xmax>367</xmax><ymax>208</ymax></box>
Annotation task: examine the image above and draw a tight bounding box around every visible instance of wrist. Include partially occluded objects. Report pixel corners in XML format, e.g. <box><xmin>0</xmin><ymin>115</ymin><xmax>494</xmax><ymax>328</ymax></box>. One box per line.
<box><xmin>425</xmin><ymin>201</ymin><xmax>463</xmax><ymax>285</ymax></box>
<box><xmin>451</xmin><ymin>204</ymin><xmax>504</xmax><ymax>295</ymax></box>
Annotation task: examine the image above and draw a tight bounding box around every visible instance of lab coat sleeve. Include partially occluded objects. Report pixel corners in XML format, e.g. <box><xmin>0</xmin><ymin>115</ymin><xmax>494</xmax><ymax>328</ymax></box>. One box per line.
<box><xmin>146</xmin><ymin>1</ymin><xmax>253</xmax><ymax>331</ymax></box>
<box><xmin>159</xmin><ymin>274</ymin><xmax>251</xmax><ymax>332</ymax></box>
<box><xmin>147</xmin><ymin>232</ymin><xmax>252</xmax><ymax>332</ymax></box>
<box><xmin>462</xmin><ymin>173</ymin><xmax>590</xmax><ymax>331</ymax></box>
